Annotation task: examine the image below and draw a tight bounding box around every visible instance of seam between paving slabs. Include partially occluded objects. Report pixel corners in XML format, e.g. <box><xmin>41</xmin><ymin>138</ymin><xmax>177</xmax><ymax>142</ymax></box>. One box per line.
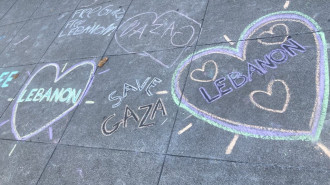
<box><xmin>0</xmin><ymin>0</ymin><xmax>123</xmax><ymax>29</ymax></box>
<box><xmin>33</xmin><ymin>0</ymin><xmax>134</xmax><ymax>184</ymax></box>
<box><xmin>0</xmin><ymin>62</ymin><xmax>38</xmax><ymax>70</ymax></box>
<box><xmin>196</xmin><ymin>29</ymin><xmax>330</xmax><ymax>47</ymax></box>
<box><xmin>77</xmin><ymin>0</ymin><xmax>132</xmax><ymax>9</ymax></box>
<box><xmin>0</xmin><ymin>19</ymin><xmax>27</xmax><ymax>58</ymax></box>
<box><xmin>99</xmin><ymin>0</ymin><xmax>134</xmax><ymax>64</ymax></box>
<box><xmin>0</xmin><ymin>0</ymin><xmax>44</xmax><ymax>27</ymax></box>
<box><xmin>0</xmin><ymin>0</ymin><xmax>48</xmax><ymax>121</ymax></box>
<box><xmin>0</xmin><ymin>63</ymin><xmax>36</xmax><ymax>119</ymax></box>
<box><xmin>0</xmin><ymin>25</ymin><xmax>324</xmax><ymax>68</ymax></box>
<box><xmin>0</xmin><ymin>2</ymin><xmax>328</xmax><ymax>184</ymax></box>
<box><xmin>55</xmin><ymin>0</ymin><xmax>135</xmax><ymax>146</ymax></box>
<box><xmin>0</xmin><ymin>0</ymin><xmax>18</xmax><ymax>21</ymax></box>
<box><xmin>58</xmin><ymin>142</ymin><xmax>329</xmax><ymax>171</ymax></box>
<box><xmin>52</xmin><ymin>0</ymin><xmax>136</xmax><ymax>145</ymax></box>
<box><xmin>1</xmin><ymin>136</ymin><xmax>329</xmax><ymax>172</ymax></box>
<box><xmin>0</xmin><ymin>10</ymin><xmax>71</xmax><ymax>30</ymax></box>
<box><xmin>2</xmin><ymin>136</ymin><xmax>327</xmax><ymax>173</ymax></box>
<box><xmin>1</xmin><ymin>27</ymin><xmax>325</xmax><ymax>68</ymax></box>
<box><xmin>43</xmin><ymin>29</ymin><xmax>330</xmax><ymax>63</ymax></box>
<box><xmin>14</xmin><ymin>0</ymin><xmax>93</xmax><ymax>184</ymax></box>
<box><xmin>0</xmin><ymin>0</ymin><xmax>45</xmax><ymax>59</ymax></box>
<box><xmin>156</xmin><ymin>0</ymin><xmax>211</xmax><ymax>184</ymax></box>
<box><xmin>0</xmin><ymin>0</ymin><xmax>75</xmax><ymax>125</ymax></box>
<box><xmin>1</xmin><ymin>132</ymin><xmax>329</xmax><ymax>173</ymax></box>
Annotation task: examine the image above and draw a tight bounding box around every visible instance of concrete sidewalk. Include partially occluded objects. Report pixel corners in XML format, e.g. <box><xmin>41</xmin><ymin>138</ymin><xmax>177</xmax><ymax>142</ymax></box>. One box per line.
<box><xmin>0</xmin><ymin>0</ymin><xmax>329</xmax><ymax>184</ymax></box>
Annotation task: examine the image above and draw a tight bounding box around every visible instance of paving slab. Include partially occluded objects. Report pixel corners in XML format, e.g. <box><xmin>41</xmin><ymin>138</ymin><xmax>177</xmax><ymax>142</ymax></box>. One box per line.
<box><xmin>0</xmin><ymin>13</ymin><xmax>71</xmax><ymax>67</ymax></box>
<box><xmin>0</xmin><ymin>0</ymin><xmax>329</xmax><ymax>184</ymax></box>
<box><xmin>0</xmin><ymin>59</ymin><xmax>97</xmax><ymax>143</ymax></box>
<box><xmin>198</xmin><ymin>0</ymin><xmax>330</xmax><ymax>45</ymax></box>
<box><xmin>168</xmin><ymin>31</ymin><xmax>330</xmax><ymax>168</ymax></box>
<box><xmin>0</xmin><ymin>0</ymin><xmax>17</xmax><ymax>20</ymax></box>
<box><xmin>37</xmin><ymin>145</ymin><xmax>164</xmax><ymax>185</ymax></box>
<box><xmin>42</xmin><ymin>1</ymin><xmax>128</xmax><ymax>62</ymax></box>
<box><xmin>0</xmin><ymin>0</ymin><xmax>43</xmax><ymax>26</ymax></box>
<box><xmin>0</xmin><ymin>22</ymin><xmax>24</xmax><ymax>54</ymax></box>
<box><xmin>0</xmin><ymin>140</ymin><xmax>55</xmax><ymax>185</ymax></box>
<box><xmin>60</xmin><ymin>49</ymin><xmax>193</xmax><ymax>153</ymax></box>
<box><xmin>32</xmin><ymin>0</ymin><xmax>81</xmax><ymax>19</ymax></box>
<box><xmin>159</xmin><ymin>156</ymin><xmax>330</xmax><ymax>185</ymax></box>
<box><xmin>105</xmin><ymin>0</ymin><xmax>207</xmax><ymax>57</ymax></box>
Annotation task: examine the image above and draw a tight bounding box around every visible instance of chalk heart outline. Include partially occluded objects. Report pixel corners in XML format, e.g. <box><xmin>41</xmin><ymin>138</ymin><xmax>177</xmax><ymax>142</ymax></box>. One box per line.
<box><xmin>115</xmin><ymin>11</ymin><xmax>201</xmax><ymax>68</ymax></box>
<box><xmin>172</xmin><ymin>11</ymin><xmax>329</xmax><ymax>141</ymax></box>
<box><xmin>257</xmin><ymin>23</ymin><xmax>289</xmax><ymax>45</ymax></box>
<box><xmin>11</xmin><ymin>61</ymin><xmax>96</xmax><ymax>140</ymax></box>
<box><xmin>190</xmin><ymin>60</ymin><xmax>218</xmax><ymax>82</ymax></box>
<box><xmin>249</xmin><ymin>79</ymin><xmax>290</xmax><ymax>113</ymax></box>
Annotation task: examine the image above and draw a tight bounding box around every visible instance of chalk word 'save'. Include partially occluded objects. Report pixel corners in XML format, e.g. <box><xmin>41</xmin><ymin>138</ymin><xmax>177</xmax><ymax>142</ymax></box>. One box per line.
<box><xmin>108</xmin><ymin>77</ymin><xmax>162</xmax><ymax>108</ymax></box>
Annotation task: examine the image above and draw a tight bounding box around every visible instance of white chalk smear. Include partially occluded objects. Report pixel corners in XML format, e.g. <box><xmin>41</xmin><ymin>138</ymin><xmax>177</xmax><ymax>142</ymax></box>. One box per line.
<box><xmin>178</xmin><ymin>123</ymin><xmax>192</xmax><ymax>135</ymax></box>
<box><xmin>225</xmin><ymin>134</ymin><xmax>239</xmax><ymax>155</ymax></box>
<box><xmin>9</xmin><ymin>144</ymin><xmax>17</xmax><ymax>156</ymax></box>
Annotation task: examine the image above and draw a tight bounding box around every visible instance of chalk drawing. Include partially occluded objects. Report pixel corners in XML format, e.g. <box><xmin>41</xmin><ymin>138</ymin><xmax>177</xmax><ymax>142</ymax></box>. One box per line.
<box><xmin>283</xmin><ymin>1</ymin><xmax>290</xmax><ymax>9</ymax></box>
<box><xmin>80</xmin><ymin>0</ymin><xmax>98</xmax><ymax>8</ymax></box>
<box><xmin>0</xmin><ymin>71</ymin><xmax>19</xmax><ymax>88</ymax></box>
<box><xmin>77</xmin><ymin>169</ymin><xmax>84</xmax><ymax>178</ymax></box>
<box><xmin>98</xmin><ymin>68</ymin><xmax>110</xmax><ymax>75</ymax></box>
<box><xmin>49</xmin><ymin>127</ymin><xmax>53</xmax><ymax>140</ymax></box>
<box><xmin>11</xmin><ymin>61</ymin><xmax>96</xmax><ymax>140</ymax></box>
<box><xmin>190</xmin><ymin>60</ymin><xmax>218</xmax><ymax>82</ymax></box>
<box><xmin>85</xmin><ymin>100</ymin><xmax>95</xmax><ymax>104</ymax></box>
<box><xmin>171</xmin><ymin>11</ymin><xmax>329</xmax><ymax>141</ymax></box>
<box><xmin>115</xmin><ymin>11</ymin><xmax>201</xmax><ymax>68</ymax></box>
<box><xmin>178</xmin><ymin>123</ymin><xmax>192</xmax><ymax>135</ymax></box>
<box><xmin>101</xmin><ymin>98</ymin><xmax>167</xmax><ymax>136</ymax></box>
<box><xmin>18</xmin><ymin>88</ymin><xmax>82</xmax><ymax>104</ymax></box>
<box><xmin>316</xmin><ymin>142</ymin><xmax>330</xmax><ymax>158</ymax></box>
<box><xmin>108</xmin><ymin>77</ymin><xmax>162</xmax><ymax>108</ymax></box>
<box><xmin>61</xmin><ymin>63</ymin><xmax>68</xmax><ymax>72</ymax></box>
<box><xmin>161</xmin><ymin>118</ymin><xmax>168</xmax><ymax>125</ymax></box>
<box><xmin>198</xmin><ymin>38</ymin><xmax>304</xmax><ymax>104</ymax></box>
<box><xmin>58</xmin><ymin>4</ymin><xmax>125</xmax><ymax>37</ymax></box>
<box><xmin>8</xmin><ymin>144</ymin><xmax>17</xmax><ymax>156</ymax></box>
<box><xmin>13</xmin><ymin>35</ymin><xmax>29</xmax><ymax>46</ymax></box>
<box><xmin>225</xmin><ymin>134</ymin><xmax>239</xmax><ymax>154</ymax></box>
<box><xmin>156</xmin><ymin>90</ymin><xmax>168</xmax><ymax>95</ymax></box>
<box><xmin>258</xmin><ymin>23</ymin><xmax>289</xmax><ymax>45</ymax></box>
<box><xmin>249</xmin><ymin>79</ymin><xmax>290</xmax><ymax>113</ymax></box>
<box><xmin>183</xmin><ymin>115</ymin><xmax>192</xmax><ymax>120</ymax></box>
<box><xmin>223</xmin><ymin>35</ymin><xmax>234</xmax><ymax>45</ymax></box>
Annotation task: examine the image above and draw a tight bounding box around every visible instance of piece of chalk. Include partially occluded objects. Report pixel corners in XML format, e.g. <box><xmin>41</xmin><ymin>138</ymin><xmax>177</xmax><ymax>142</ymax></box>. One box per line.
<box><xmin>13</xmin><ymin>73</ymin><xmax>19</xmax><ymax>79</ymax></box>
<box><xmin>98</xmin><ymin>57</ymin><xmax>109</xmax><ymax>67</ymax></box>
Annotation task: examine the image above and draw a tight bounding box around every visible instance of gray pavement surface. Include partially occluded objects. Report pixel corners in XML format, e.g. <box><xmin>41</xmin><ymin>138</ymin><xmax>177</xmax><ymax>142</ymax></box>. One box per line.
<box><xmin>0</xmin><ymin>0</ymin><xmax>329</xmax><ymax>184</ymax></box>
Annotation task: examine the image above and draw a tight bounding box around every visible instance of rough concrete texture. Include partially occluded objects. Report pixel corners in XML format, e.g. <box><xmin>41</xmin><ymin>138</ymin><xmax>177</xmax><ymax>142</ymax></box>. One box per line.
<box><xmin>0</xmin><ymin>0</ymin><xmax>329</xmax><ymax>184</ymax></box>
